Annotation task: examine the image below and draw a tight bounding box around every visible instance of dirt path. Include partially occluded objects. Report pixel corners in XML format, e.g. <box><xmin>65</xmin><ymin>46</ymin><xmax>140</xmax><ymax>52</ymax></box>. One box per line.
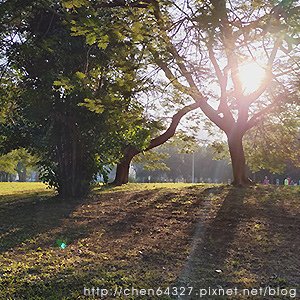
<box><xmin>175</xmin><ymin>187</ymin><xmax>226</xmax><ymax>299</ymax></box>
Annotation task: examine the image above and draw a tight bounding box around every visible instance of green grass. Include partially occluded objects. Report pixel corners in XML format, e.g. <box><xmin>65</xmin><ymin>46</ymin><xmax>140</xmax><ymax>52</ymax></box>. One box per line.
<box><xmin>95</xmin><ymin>182</ymin><xmax>223</xmax><ymax>193</ymax></box>
<box><xmin>0</xmin><ymin>182</ymin><xmax>51</xmax><ymax>196</ymax></box>
<box><xmin>0</xmin><ymin>182</ymin><xmax>55</xmax><ymax>206</ymax></box>
<box><xmin>0</xmin><ymin>183</ymin><xmax>299</xmax><ymax>299</ymax></box>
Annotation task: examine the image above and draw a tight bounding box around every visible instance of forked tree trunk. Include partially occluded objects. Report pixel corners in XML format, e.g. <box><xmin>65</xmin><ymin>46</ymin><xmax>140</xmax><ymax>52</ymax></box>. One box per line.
<box><xmin>227</xmin><ymin>131</ymin><xmax>251</xmax><ymax>186</ymax></box>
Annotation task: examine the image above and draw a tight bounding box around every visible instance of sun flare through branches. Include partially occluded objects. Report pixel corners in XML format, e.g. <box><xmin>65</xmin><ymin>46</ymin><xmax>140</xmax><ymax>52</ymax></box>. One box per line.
<box><xmin>238</xmin><ymin>62</ymin><xmax>267</xmax><ymax>95</ymax></box>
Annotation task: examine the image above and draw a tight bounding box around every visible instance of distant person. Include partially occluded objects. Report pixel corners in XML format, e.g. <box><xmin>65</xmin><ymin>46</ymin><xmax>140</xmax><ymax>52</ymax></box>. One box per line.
<box><xmin>263</xmin><ymin>176</ymin><xmax>269</xmax><ymax>185</ymax></box>
<box><xmin>276</xmin><ymin>179</ymin><xmax>280</xmax><ymax>186</ymax></box>
<box><xmin>284</xmin><ymin>178</ymin><xmax>289</xmax><ymax>186</ymax></box>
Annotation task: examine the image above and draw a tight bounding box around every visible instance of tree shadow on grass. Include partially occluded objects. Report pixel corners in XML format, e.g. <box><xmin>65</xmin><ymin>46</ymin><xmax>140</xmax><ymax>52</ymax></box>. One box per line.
<box><xmin>2</xmin><ymin>185</ymin><xmax>248</xmax><ymax>300</ymax></box>
<box><xmin>0</xmin><ymin>194</ymin><xmax>85</xmax><ymax>253</ymax></box>
<box><xmin>3</xmin><ymin>186</ymin><xmax>298</xmax><ymax>299</ymax></box>
<box><xmin>1</xmin><ymin>188</ymin><xmax>230</xmax><ymax>299</ymax></box>
<box><xmin>240</xmin><ymin>188</ymin><xmax>300</xmax><ymax>288</ymax></box>
<box><xmin>89</xmin><ymin>186</ymin><xmax>225</xmax><ymax>240</ymax></box>
<box><xmin>175</xmin><ymin>186</ymin><xmax>300</xmax><ymax>300</ymax></box>
<box><xmin>47</xmin><ymin>185</ymin><xmax>226</xmax><ymax>248</ymax></box>
<box><xmin>175</xmin><ymin>187</ymin><xmax>247</xmax><ymax>298</ymax></box>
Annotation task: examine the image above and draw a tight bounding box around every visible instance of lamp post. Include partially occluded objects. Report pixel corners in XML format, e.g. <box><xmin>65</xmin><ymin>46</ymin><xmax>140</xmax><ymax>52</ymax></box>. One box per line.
<box><xmin>192</xmin><ymin>152</ymin><xmax>195</xmax><ymax>183</ymax></box>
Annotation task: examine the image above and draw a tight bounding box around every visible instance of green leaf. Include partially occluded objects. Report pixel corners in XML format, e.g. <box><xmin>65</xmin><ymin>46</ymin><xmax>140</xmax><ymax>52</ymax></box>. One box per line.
<box><xmin>86</xmin><ymin>33</ymin><xmax>96</xmax><ymax>45</ymax></box>
<box><xmin>98</xmin><ymin>42</ymin><xmax>108</xmax><ymax>50</ymax></box>
<box><xmin>75</xmin><ymin>71</ymin><xmax>86</xmax><ymax>79</ymax></box>
<box><xmin>53</xmin><ymin>80</ymin><xmax>62</xmax><ymax>86</ymax></box>
<box><xmin>78</xmin><ymin>98</ymin><xmax>104</xmax><ymax>114</ymax></box>
<box><xmin>132</xmin><ymin>22</ymin><xmax>142</xmax><ymax>33</ymax></box>
<box><xmin>97</xmin><ymin>35</ymin><xmax>109</xmax><ymax>50</ymax></box>
<box><xmin>63</xmin><ymin>1</ymin><xmax>74</xmax><ymax>9</ymax></box>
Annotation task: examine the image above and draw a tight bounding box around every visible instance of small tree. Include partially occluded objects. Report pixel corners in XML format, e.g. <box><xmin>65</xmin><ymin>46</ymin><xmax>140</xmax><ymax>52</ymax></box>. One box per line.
<box><xmin>244</xmin><ymin>103</ymin><xmax>300</xmax><ymax>174</ymax></box>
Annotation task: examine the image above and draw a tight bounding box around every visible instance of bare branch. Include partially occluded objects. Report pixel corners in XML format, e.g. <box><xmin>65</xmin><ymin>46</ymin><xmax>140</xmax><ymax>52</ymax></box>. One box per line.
<box><xmin>150</xmin><ymin>49</ymin><xmax>192</xmax><ymax>95</ymax></box>
<box><xmin>244</xmin><ymin>36</ymin><xmax>283</xmax><ymax>105</ymax></box>
<box><xmin>246</xmin><ymin>98</ymin><xmax>282</xmax><ymax>130</ymax></box>
<box><xmin>151</xmin><ymin>0</ymin><xmax>233</xmax><ymax>132</ymax></box>
<box><xmin>94</xmin><ymin>0</ymin><xmax>151</xmax><ymax>9</ymax></box>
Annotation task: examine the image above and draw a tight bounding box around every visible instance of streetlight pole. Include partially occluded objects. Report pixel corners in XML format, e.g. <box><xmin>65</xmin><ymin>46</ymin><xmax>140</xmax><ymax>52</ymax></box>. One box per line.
<box><xmin>192</xmin><ymin>152</ymin><xmax>195</xmax><ymax>183</ymax></box>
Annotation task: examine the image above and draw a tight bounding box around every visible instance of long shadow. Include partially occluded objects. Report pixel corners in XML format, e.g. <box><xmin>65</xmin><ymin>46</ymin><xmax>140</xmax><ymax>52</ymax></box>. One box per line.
<box><xmin>85</xmin><ymin>186</ymin><xmax>228</xmax><ymax>274</ymax></box>
<box><xmin>0</xmin><ymin>194</ymin><xmax>85</xmax><ymax>253</ymax></box>
<box><xmin>3</xmin><ymin>186</ymin><xmax>229</xmax><ymax>299</ymax></box>
<box><xmin>242</xmin><ymin>188</ymin><xmax>300</xmax><ymax>289</ymax></box>
<box><xmin>175</xmin><ymin>187</ymin><xmax>247</xmax><ymax>298</ymax></box>
<box><xmin>93</xmin><ymin>186</ymin><xmax>226</xmax><ymax>240</ymax></box>
<box><xmin>3</xmin><ymin>186</ymin><xmax>298</xmax><ymax>299</ymax></box>
<box><xmin>175</xmin><ymin>186</ymin><xmax>300</xmax><ymax>300</ymax></box>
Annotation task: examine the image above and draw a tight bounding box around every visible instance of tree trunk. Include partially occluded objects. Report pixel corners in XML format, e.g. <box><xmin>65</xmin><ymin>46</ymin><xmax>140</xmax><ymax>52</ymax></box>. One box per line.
<box><xmin>54</xmin><ymin>115</ymin><xmax>92</xmax><ymax>198</ymax></box>
<box><xmin>112</xmin><ymin>147</ymin><xmax>138</xmax><ymax>186</ymax></box>
<box><xmin>57</xmin><ymin>139</ymin><xmax>91</xmax><ymax>198</ymax></box>
<box><xmin>227</xmin><ymin>132</ymin><xmax>251</xmax><ymax>186</ymax></box>
<box><xmin>16</xmin><ymin>161</ymin><xmax>27</xmax><ymax>182</ymax></box>
<box><xmin>18</xmin><ymin>168</ymin><xmax>27</xmax><ymax>182</ymax></box>
<box><xmin>113</xmin><ymin>159</ymin><xmax>131</xmax><ymax>185</ymax></box>
<box><xmin>57</xmin><ymin>148</ymin><xmax>90</xmax><ymax>198</ymax></box>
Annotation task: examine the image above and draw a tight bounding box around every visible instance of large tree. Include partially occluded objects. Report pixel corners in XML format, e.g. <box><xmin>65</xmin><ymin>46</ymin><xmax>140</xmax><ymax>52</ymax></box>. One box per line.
<box><xmin>149</xmin><ymin>0</ymin><xmax>299</xmax><ymax>185</ymax></box>
<box><xmin>64</xmin><ymin>1</ymin><xmax>204</xmax><ymax>186</ymax></box>
<box><xmin>0</xmin><ymin>1</ymin><xmax>149</xmax><ymax>196</ymax></box>
<box><xmin>95</xmin><ymin>0</ymin><xmax>299</xmax><ymax>185</ymax></box>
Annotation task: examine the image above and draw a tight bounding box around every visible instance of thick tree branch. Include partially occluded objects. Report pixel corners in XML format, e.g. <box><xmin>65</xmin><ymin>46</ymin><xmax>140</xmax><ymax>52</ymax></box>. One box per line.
<box><xmin>210</xmin><ymin>0</ymin><xmax>243</xmax><ymax>99</ymax></box>
<box><xmin>123</xmin><ymin>101</ymin><xmax>202</xmax><ymax>155</ymax></box>
<box><xmin>149</xmin><ymin>0</ymin><xmax>231</xmax><ymax>132</ymax></box>
<box><xmin>151</xmin><ymin>48</ymin><xmax>229</xmax><ymax>131</ymax></box>
<box><xmin>113</xmin><ymin>101</ymin><xmax>201</xmax><ymax>185</ymax></box>
<box><xmin>207</xmin><ymin>43</ymin><xmax>234</xmax><ymax>124</ymax></box>
<box><xmin>146</xmin><ymin>101</ymin><xmax>201</xmax><ymax>150</ymax></box>
<box><xmin>208</xmin><ymin>45</ymin><xmax>225</xmax><ymax>90</ymax></box>
<box><xmin>123</xmin><ymin>101</ymin><xmax>202</xmax><ymax>157</ymax></box>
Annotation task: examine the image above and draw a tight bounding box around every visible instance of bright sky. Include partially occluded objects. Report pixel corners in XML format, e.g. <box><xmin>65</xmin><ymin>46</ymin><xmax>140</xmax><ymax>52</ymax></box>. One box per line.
<box><xmin>239</xmin><ymin>62</ymin><xmax>268</xmax><ymax>94</ymax></box>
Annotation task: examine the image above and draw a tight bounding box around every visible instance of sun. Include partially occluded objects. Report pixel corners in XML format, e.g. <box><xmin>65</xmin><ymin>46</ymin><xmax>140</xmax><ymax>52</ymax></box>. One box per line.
<box><xmin>238</xmin><ymin>62</ymin><xmax>267</xmax><ymax>94</ymax></box>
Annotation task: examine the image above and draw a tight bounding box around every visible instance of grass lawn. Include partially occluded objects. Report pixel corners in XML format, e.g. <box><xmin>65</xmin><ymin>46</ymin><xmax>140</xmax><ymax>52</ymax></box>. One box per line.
<box><xmin>0</xmin><ymin>182</ymin><xmax>52</xmax><ymax>195</ymax></box>
<box><xmin>0</xmin><ymin>182</ymin><xmax>54</xmax><ymax>206</ymax></box>
<box><xmin>0</xmin><ymin>183</ymin><xmax>299</xmax><ymax>299</ymax></box>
